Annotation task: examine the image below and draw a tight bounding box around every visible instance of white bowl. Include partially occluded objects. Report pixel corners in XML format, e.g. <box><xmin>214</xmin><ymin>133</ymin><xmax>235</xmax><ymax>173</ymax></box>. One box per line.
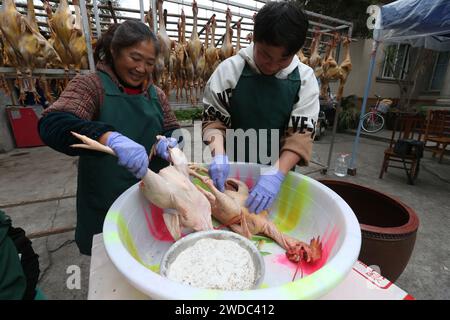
<box><xmin>160</xmin><ymin>230</ymin><xmax>265</xmax><ymax>290</ymax></box>
<box><xmin>103</xmin><ymin>163</ymin><xmax>361</xmax><ymax>299</ymax></box>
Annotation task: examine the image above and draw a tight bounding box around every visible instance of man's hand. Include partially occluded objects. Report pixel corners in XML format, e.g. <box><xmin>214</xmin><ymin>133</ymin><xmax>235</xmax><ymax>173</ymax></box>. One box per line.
<box><xmin>106</xmin><ymin>132</ymin><xmax>149</xmax><ymax>179</ymax></box>
<box><xmin>209</xmin><ymin>154</ymin><xmax>230</xmax><ymax>192</ymax></box>
<box><xmin>155</xmin><ymin>137</ymin><xmax>178</xmax><ymax>161</ymax></box>
<box><xmin>245</xmin><ymin>168</ymin><xmax>285</xmax><ymax>214</ymax></box>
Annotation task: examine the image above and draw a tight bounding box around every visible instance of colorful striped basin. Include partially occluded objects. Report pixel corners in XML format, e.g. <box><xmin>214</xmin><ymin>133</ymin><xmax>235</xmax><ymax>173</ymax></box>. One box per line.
<box><xmin>103</xmin><ymin>163</ymin><xmax>361</xmax><ymax>299</ymax></box>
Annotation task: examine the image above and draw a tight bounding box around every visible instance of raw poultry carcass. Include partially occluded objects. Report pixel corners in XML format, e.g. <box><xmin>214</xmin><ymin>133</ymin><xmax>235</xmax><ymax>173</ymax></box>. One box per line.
<box><xmin>297</xmin><ymin>49</ymin><xmax>309</xmax><ymax>65</ymax></box>
<box><xmin>189</xmin><ymin>166</ymin><xmax>322</xmax><ymax>269</ymax></box>
<box><xmin>70</xmin><ymin>0</ymin><xmax>89</xmax><ymax>72</ymax></box>
<box><xmin>174</xmin><ymin>14</ymin><xmax>186</xmax><ymax>102</ymax></box>
<box><xmin>42</xmin><ymin>0</ymin><xmax>70</xmax><ymax>94</ymax></box>
<box><xmin>335</xmin><ymin>36</ymin><xmax>353</xmax><ymax>101</ymax></box>
<box><xmin>204</xmin><ymin>16</ymin><xmax>220</xmax><ymax>82</ymax></box>
<box><xmin>246</xmin><ymin>32</ymin><xmax>253</xmax><ymax>44</ymax></box>
<box><xmin>29</xmin><ymin>0</ymin><xmax>57</xmax><ymax>103</ymax></box>
<box><xmin>314</xmin><ymin>38</ymin><xmax>331</xmax><ymax>79</ymax></box>
<box><xmin>162</xmin><ymin>9</ymin><xmax>175</xmax><ymax>95</ymax></box>
<box><xmin>44</xmin><ymin>0</ymin><xmax>88</xmax><ymax>83</ymax></box>
<box><xmin>186</xmin><ymin>0</ymin><xmax>203</xmax><ymax>104</ymax></box>
<box><xmin>169</xmin><ymin>46</ymin><xmax>177</xmax><ymax>97</ymax></box>
<box><xmin>318</xmin><ymin>35</ymin><xmax>340</xmax><ymax>98</ymax></box>
<box><xmin>234</xmin><ymin>19</ymin><xmax>242</xmax><ymax>55</ymax></box>
<box><xmin>42</xmin><ymin>0</ymin><xmax>70</xmax><ymax>68</ymax></box>
<box><xmin>145</xmin><ymin>7</ymin><xmax>154</xmax><ymax>32</ymax></box>
<box><xmin>308</xmin><ymin>30</ymin><xmax>322</xmax><ymax>70</ymax></box>
<box><xmin>70</xmin><ymin>132</ymin><xmax>213</xmax><ymax>240</ymax></box>
<box><xmin>26</xmin><ymin>0</ymin><xmax>40</xmax><ymax>33</ymax></box>
<box><xmin>0</xmin><ymin>34</ymin><xmax>11</xmax><ymax>97</ymax></box>
<box><xmin>196</xmin><ymin>46</ymin><xmax>206</xmax><ymax>97</ymax></box>
<box><xmin>184</xmin><ymin>46</ymin><xmax>196</xmax><ymax>105</ymax></box>
<box><xmin>154</xmin><ymin>1</ymin><xmax>172</xmax><ymax>95</ymax></box>
<box><xmin>323</xmin><ymin>34</ymin><xmax>340</xmax><ymax>78</ymax></box>
<box><xmin>219</xmin><ymin>8</ymin><xmax>234</xmax><ymax>61</ymax></box>
<box><xmin>0</xmin><ymin>0</ymin><xmax>61</xmax><ymax>102</ymax></box>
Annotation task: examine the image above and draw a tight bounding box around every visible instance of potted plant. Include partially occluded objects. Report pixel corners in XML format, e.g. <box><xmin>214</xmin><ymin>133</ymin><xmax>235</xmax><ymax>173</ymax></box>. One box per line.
<box><xmin>337</xmin><ymin>95</ymin><xmax>360</xmax><ymax>132</ymax></box>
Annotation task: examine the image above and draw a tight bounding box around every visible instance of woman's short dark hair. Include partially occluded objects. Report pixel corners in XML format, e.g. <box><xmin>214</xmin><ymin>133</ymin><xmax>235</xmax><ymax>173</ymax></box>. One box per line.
<box><xmin>94</xmin><ymin>20</ymin><xmax>160</xmax><ymax>65</ymax></box>
<box><xmin>254</xmin><ymin>1</ymin><xmax>309</xmax><ymax>56</ymax></box>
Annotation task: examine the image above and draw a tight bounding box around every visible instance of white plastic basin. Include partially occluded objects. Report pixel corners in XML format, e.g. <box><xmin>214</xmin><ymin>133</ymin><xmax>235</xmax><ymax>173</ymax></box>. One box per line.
<box><xmin>103</xmin><ymin>163</ymin><xmax>361</xmax><ymax>299</ymax></box>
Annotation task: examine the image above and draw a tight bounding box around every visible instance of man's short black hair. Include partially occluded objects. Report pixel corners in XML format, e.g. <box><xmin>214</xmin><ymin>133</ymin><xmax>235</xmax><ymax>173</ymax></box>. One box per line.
<box><xmin>254</xmin><ymin>1</ymin><xmax>309</xmax><ymax>56</ymax></box>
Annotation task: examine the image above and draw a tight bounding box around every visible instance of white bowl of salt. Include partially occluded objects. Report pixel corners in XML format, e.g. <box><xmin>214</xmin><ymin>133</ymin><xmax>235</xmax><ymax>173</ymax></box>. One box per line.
<box><xmin>160</xmin><ymin>230</ymin><xmax>265</xmax><ymax>291</ymax></box>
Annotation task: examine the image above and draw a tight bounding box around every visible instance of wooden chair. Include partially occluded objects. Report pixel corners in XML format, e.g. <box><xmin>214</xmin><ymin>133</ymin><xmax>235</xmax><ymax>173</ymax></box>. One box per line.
<box><xmin>379</xmin><ymin>114</ymin><xmax>425</xmax><ymax>185</ymax></box>
<box><xmin>423</xmin><ymin>109</ymin><xmax>450</xmax><ymax>163</ymax></box>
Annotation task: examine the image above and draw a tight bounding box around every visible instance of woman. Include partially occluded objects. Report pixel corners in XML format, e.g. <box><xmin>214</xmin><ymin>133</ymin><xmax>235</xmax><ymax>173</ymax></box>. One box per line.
<box><xmin>39</xmin><ymin>21</ymin><xmax>181</xmax><ymax>255</ymax></box>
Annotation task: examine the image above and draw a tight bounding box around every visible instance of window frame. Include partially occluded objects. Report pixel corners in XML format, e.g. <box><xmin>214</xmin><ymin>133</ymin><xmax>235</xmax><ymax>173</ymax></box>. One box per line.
<box><xmin>428</xmin><ymin>51</ymin><xmax>450</xmax><ymax>92</ymax></box>
<box><xmin>380</xmin><ymin>43</ymin><xmax>411</xmax><ymax>81</ymax></box>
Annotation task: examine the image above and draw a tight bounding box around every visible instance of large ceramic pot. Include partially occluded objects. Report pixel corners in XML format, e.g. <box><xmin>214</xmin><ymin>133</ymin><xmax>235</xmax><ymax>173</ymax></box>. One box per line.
<box><xmin>319</xmin><ymin>179</ymin><xmax>419</xmax><ymax>282</ymax></box>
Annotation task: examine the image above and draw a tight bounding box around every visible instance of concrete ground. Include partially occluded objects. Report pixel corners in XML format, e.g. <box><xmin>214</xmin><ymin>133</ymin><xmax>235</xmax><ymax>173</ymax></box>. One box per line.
<box><xmin>0</xmin><ymin>127</ymin><xmax>449</xmax><ymax>300</ymax></box>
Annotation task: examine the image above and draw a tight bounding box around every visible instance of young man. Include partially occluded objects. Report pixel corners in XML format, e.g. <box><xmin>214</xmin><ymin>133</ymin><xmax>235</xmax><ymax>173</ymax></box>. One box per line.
<box><xmin>202</xmin><ymin>2</ymin><xmax>319</xmax><ymax>214</ymax></box>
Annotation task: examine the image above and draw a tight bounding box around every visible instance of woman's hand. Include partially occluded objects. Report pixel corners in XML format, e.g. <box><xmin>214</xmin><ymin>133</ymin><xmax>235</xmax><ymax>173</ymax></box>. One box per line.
<box><xmin>106</xmin><ymin>132</ymin><xmax>149</xmax><ymax>179</ymax></box>
<box><xmin>155</xmin><ymin>137</ymin><xmax>178</xmax><ymax>161</ymax></box>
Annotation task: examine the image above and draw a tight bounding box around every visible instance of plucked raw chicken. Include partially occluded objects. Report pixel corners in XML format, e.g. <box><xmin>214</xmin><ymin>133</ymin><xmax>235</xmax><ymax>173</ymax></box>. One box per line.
<box><xmin>204</xmin><ymin>16</ymin><xmax>220</xmax><ymax>81</ymax></box>
<box><xmin>145</xmin><ymin>7</ymin><xmax>154</xmax><ymax>32</ymax></box>
<box><xmin>0</xmin><ymin>0</ymin><xmax>61</xmax><ymax>102</ymax></box>
<box><xmin>296</xmin><ymin>49</ymin><xmax>309</xmax><ymax>65</ymax></box>
<box><xmin>70</xmin><ymin>132</ymin><xmax>213</xmax><ymax>240</ymax></box>
<box><xmin>45</xmin><ymin>0</ymin><xmax>88</xmax><ymax>75</ymax></box>
<box><xmin>335</xmin><ymin>36</ymin><xmax>353</xmax><ymax>101</ymax></box>
<box><xmin>189</xmin><ymin>166</ymin><xmax>322</xmax><ymax>266</ymax></box>
<box><xmin>319</xmin><ymin>34</ymin><xmax>340</xmax><ymax>98</ymax></box>
<box><xmin>69</xmin><ymin>0</ymin><xmax>89</xmax><ymax>71</ymax></box>
<box><xmin>0</xmin><ymin>35</ymin><xmax>10</xmax><ymax>97</ymax></box>
<box><xmin>174</xmin><ymin>14</ymin><xmax>186</xmax><ymax>101</ymax></box>
<box><xmin>186</xmin><ymin>0</ymin><xmax>203</xmax><ymax>104</ymax></box>
<box><xmin>234</xmin><ymin>19</ymin><xmax>242</xmax><ymax>54</ymax></box>
<box><xmin>219</xmin><ymin>8</ymin><xmax>234</xmax><ymax>61</ymax></box>
<box><xmin>308</xmin><ymin>30</ymin><xmax>322</xmax><ymax>70</ymax></box>
<box><xmin>155</xmin><ymin>1</ymin><xmax>172</xmax><ymax>94</ymax></box>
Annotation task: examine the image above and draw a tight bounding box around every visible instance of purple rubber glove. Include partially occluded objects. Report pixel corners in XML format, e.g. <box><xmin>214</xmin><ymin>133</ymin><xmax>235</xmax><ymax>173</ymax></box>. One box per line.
<box><xmin>106</xmin><ymin>132</ymin><xmax>149</xmax><ymax>179</ymax></box>
<box><xmin>208</xmin><ymin>154</ymin><xmax>230</xmax><ymax>192</ymax></box>
<box><xmin>245</xmin><ymin>168</ymin><xmax>286</xmax><ymax>214</ymax></box>
<box><xmin>155</xmin><ymin>137</ymin><xmax>178</xmax><ymax>161</ymax></box>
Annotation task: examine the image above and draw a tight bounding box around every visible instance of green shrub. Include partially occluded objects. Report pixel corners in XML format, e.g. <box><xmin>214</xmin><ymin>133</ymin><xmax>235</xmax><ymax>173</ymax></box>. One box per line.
<box><xmin>174</xmin><ymin>108</ymin><xmax>203</xmax><ymax>121</ymax></box>
<box><xmin>337</xmin><ymin>95</ymin><xmax>360</xmax><ymax>132</ymax></box>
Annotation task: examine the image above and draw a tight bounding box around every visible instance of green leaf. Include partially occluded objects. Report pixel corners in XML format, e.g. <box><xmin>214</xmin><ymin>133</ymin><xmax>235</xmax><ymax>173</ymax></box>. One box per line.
<box><xmin>192</xmin><ymin>177</ymin><xmax>211</xmax><ymax>192</ymax></box>
<box><xmin>260</xmin><ymin>251</ymin><xmax>272</xmax><ymax>256</ymax></box>
<box><xmin>251</xmin><ymin>235</ymin><xmax>275</xmax><ymax>243</ymax></box>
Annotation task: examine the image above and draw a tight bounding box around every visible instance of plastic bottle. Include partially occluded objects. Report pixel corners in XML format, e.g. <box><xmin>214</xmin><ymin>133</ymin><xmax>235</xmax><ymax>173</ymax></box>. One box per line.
<box><xmin>334</xmin><ymin>154</ymin><xmax>349</xmax><ymax>177</ymax></box>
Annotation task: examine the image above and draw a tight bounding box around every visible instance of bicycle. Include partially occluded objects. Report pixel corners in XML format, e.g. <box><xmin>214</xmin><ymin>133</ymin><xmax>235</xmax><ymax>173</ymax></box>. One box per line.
<box><xmin>361</xmin><ymin>94</ymin><xmax>392</xmax><ymax>133</ymax></box>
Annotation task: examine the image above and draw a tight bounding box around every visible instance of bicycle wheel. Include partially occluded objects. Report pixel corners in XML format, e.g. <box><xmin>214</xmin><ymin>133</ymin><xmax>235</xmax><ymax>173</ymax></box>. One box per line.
<box><xmin>362</xmin><ymin>112</ymin><xmax>385</xmax><ymax>133</ymax></box>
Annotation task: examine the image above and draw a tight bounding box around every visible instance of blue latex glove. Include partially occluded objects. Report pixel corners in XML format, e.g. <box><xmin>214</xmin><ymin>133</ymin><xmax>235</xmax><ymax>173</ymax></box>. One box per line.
<box><xmin>155</xmin><ymin>137</ymin><xmax>178</xmax><ymax>161</ymax></box>
<box><xmin>208</xmin><ymin>154</ymin><xmax>230</xmax><ymax>192</ymax></box>
<box><xmin>245</xmin><ymin>168</ymin><xmax>286</xmax><ymax>214</ymax></box>
<box><xmin>106</xmin><ymin>132</ymin><xmax>149</xmax><ymax>179</ymax></box>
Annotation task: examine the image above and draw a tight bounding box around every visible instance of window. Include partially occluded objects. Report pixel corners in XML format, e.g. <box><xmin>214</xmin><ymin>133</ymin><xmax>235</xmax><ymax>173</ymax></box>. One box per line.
<box><xmin>380</xmin><ymin>44</ymin><xmax>410</xmax><ymax>80</ymax></box>
<box><xmin>429</xmin><ymin>51</ymin><xmax>450</xmax><ymax>92</ymax></box>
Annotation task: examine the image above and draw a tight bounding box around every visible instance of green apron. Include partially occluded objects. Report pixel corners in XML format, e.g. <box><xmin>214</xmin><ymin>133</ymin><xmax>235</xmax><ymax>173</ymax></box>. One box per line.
<box><xmin>228</xmin><ymin>63</ymin><xmax>301</xmax><ymax>164</ymax></box>
<box><xmin>75</xmin><ymin>71</ymin><xmax>166</xmax><ymax>255</ymax></box>
<box><xmin>0</xmin><ymin>211</ymin><xmax>26</xmax><ymax>300</ymax></box>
